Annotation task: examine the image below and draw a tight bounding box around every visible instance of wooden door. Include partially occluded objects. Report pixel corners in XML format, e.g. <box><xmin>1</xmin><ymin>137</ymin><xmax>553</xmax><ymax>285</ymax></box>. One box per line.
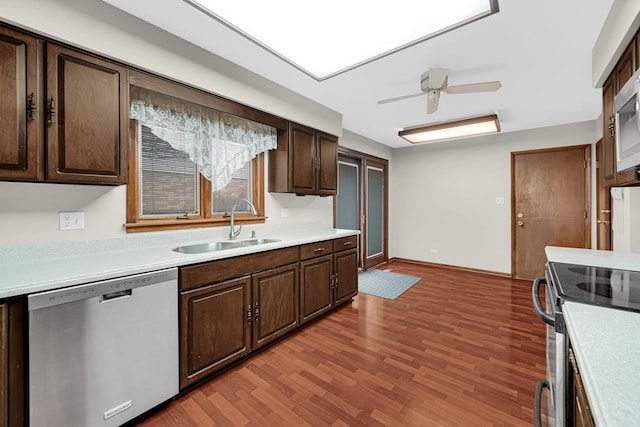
<box><xmin>252</xmin><ymin>264</ymin><xmax>299</xmax><ymax>349</ymax></box>
<box><xmin>0</xmin><ymin>26</ymin><xmax>42</xmax><ymax>180</ymax></box>
<box><xmin>46</xmin><ymin>44</ymin><xmax>128</xmax><ymax>184</ymax></box>
<box><xmin>300</xmin><ymin>255</ymin><xmax>333</xmax><ymax>324</ymax></box>
<box><xmin>179</xmin><ymin>276</ymin><xmax>252</xmax><ymax>389</ymax></box>
<box><xmin>289</xmin><ymin>123</ymin><xmax>316</xmax><ymax>194</ymax></box>
<box><xmin>596</xmin><ymin>139</ymin><xmax>612</xmax><ymax>250</ymax></box>
<box><xmin>512</xmin><ymin>145</ymin><xmax>591</xmax><ymax>280</ymax></box>
<box><xmin>334</xmin><ymin>248</ymin><xmax>358</xmax><ymax>305</ymax></box>
<box><xmin>317</xmin><ymin>132</ymin><xmax>338</xmax><ymax>196</ymax></box>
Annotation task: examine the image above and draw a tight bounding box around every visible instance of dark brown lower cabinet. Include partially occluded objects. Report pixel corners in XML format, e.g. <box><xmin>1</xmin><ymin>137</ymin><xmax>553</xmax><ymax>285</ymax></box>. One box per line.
<box><xmin>0</xmin><ymin>298</ymin><xmax>26</xmax><ymax>427</ymax></box>
<box><xmin>334</xmin><ymin>247</ymin><xmax>358</xmax><ymax>305</ymax></box>
<box><xmin>179</xmin><ymin>276</ymin><xmax>252</xmax><ymax>389</ymax></box>
<box><xmin>569</xmin><ymin>349</ymin><xmax>595</xmax><ymax>427</ymax></box>
<box><xmin>179</xmin><ymin>238</ymin><xmax>356</xmax><ymax>390</ymax></box>
<box><xmin>252</xmin><ymin>264</ymin><xmax>299</xmax><ymax>349</ymax></box>
<box><xmin>179</xmin><ymin>262</ymin><xmax>299</xmax><ymax>389</ymax></box>
<box><xmin>299</xmin><ymin>236</ymin><xmax>359</xmax><ymax>325</ymax></box>
<box><xmin>300</xmin><ymin>255</ymin><xmax>334</xmax><ymax>324</ymax></box>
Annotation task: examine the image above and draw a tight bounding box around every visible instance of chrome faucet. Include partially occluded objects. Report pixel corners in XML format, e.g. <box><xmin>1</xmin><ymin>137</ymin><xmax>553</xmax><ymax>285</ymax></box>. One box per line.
<box><xmin>229</xmin><ymin>199</ymin><xmax>258</xmax><ymax>240</ymax></box>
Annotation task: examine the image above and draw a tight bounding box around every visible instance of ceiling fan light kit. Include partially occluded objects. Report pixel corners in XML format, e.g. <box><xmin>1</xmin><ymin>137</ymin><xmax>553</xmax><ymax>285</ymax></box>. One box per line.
<box><xmin>398</xmin><ymin>114</ymin><xmax>501</xmax><ymax>144</ymax></box>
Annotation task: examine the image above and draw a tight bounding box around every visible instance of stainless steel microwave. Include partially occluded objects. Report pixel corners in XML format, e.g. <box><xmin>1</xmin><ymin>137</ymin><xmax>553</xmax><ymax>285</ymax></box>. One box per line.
<box><xmin>615</xmin><ymin>68</ymin><xmax>640</xmax><ymax>172</ymax></box>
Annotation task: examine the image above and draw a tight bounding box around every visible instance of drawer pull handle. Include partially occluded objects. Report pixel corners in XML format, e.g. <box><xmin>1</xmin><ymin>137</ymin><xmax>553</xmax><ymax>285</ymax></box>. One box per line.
<box><xmin>313</xmin><ymin>247</ymin><xmax>326</xmax><ymax>253</ymax></box>
<box><xmin>343</xmin><ymin>241</ymin><xmax>353</xmax><ymax>246</ymax></box>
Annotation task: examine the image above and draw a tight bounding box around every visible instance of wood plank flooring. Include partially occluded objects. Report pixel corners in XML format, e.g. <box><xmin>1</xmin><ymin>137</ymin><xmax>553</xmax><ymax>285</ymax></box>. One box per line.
<box><xmin>136</xmin><ymin>260</ymin><xmax>547</xmax><ymax>426</ymax></box>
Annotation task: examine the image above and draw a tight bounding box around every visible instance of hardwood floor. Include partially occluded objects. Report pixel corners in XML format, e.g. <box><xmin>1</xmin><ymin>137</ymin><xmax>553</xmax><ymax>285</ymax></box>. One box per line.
<box><xmin>136</xmin><ymin>260</ymin><xmax>547</xmax><ymax>426</ymax></box>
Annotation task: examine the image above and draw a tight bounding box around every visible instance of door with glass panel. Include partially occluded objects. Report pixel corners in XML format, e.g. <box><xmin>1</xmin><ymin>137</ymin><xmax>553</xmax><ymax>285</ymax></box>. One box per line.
<box><xmin>365</xmin><ymin>161</ymin><xmax>386</xmax><ymax>269</ymax></box>
<box><xmin>336</xmin><ymin>149</ymin><xmax>387</xmax><ymax>270</ymax></box>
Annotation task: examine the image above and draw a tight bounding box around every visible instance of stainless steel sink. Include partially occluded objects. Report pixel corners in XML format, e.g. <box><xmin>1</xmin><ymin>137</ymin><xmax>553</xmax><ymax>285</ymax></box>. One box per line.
<box><xmin>237</xmin><ymin>238</ymin><xmax>281</xmax><ymax>246</ymax></box>
<box><xmin>173</xmin><ymin>238</ymin><xmax>281</xmax><ymax>254</ymax></box>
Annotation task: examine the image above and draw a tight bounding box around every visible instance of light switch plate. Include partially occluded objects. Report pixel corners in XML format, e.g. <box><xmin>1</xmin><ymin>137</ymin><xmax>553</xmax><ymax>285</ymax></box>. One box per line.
<box><xmin>280</xmin><ymin>207</ymin><xmax>289</xmax><ymax>218</ymax></box>
<box><xmin>59</xmin><ymin>211</ymin><xmax>85</xmax><ymax>230</ymax></box>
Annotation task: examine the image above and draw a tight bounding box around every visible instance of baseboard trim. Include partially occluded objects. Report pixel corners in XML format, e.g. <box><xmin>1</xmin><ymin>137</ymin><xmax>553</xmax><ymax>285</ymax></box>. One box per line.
<box><xmin>385</xmin><ymin>257</ymin><xmax>512</xmax><ymax>279</ymax></box>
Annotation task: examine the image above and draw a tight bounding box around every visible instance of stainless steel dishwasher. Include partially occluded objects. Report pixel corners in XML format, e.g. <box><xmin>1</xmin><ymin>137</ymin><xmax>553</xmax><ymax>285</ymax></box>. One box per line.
<box><xmin>28</xmin><ymin>268</ymin><xmax>179</xmax><ymax>427</ymax></box>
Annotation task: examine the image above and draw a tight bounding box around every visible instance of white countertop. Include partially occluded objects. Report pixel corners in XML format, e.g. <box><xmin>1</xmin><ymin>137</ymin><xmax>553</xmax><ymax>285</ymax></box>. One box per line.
<box><xmin>545</xmin><ymin>246</ymin><xmax>640</xmax><ymax>427</ymax></box>
<box><xmin>563</xmin><ymin>302</ymin><xmax>640</xmax><ymax>427</ymax></box>
<box><xmin>0</xmin><ymin>223</ymin><xmax>358</xmax><ymax>299</ymax></box>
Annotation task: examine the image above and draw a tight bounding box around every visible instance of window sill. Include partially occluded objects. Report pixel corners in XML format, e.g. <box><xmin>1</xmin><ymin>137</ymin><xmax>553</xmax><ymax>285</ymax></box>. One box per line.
<box><xmin>124</xmin><ymin>216</ymin><xmax>267</xmax><ymax>233</ymax></box>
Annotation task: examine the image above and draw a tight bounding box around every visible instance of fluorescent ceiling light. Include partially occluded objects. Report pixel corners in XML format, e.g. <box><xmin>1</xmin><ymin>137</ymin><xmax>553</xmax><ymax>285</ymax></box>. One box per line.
<box><xmin>398</xmin><ymin>114</ymin><xmax>500</xmax><ymax>144</ymax></box>
<box><xmin>185</xmin><ymin>0</ymin><xmax>499</xmax><ymax>80</ymax></box>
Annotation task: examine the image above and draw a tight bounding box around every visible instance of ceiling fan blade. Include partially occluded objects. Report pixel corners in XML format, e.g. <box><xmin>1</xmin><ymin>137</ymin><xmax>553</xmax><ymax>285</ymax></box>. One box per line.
<box><xmin>444</xmin><ymin>81</ymin><xmax>502</xmax><ymax>94</ymax></box>
<box><xmin>377</xmin><ymin>92</ymin><xmax>426</xmax><ymax>105</ymax></box>
<box><xmin>426</xmin><ymin>90</ymin><xmax>440</xmax><ymax>114</ymax></box>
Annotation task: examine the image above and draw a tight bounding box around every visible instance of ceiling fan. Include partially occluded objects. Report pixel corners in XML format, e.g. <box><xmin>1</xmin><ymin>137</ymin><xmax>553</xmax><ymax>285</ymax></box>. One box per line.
<box><xmin>377</xmin><ymin>67</ymin><xmax>502</xmax><ymax>114</ymax></box>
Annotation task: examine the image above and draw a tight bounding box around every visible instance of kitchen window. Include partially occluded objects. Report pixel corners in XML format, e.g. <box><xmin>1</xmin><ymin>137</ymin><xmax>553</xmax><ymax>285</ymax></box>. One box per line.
<box><xmin>125</xmin><ymin>76</ymin><xmax>274</xmax><ymax>233</ymax></box>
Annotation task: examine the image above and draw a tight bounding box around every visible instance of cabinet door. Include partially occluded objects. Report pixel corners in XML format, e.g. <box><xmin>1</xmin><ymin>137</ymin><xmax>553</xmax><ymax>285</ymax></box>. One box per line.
<box><xmin>179</xmin><ymin>276</ymin><xmax>251</xmax><ymax>389</ymax></box>
<box><xmin>0</xmin><ymin>27</ymin><xmax>42</xmax><ymax>180</ymax></box>
<box><xmin>252</xmin><ymin>263</ymin><xmax>299</xmax><ymax>349</ymax></box>
<box><xmin>46</xmin><ymin>44</ymin><xmax>128</xmax><ymax>184</ymax></box>
<box><xmin>289</xmin><ymin>123</ymin><xmax>316</xmax><ymax>194</ymax></box>
<box><xmin>317</xmin><ymin>132</ymin><xmax>338</xmax><ymax>196</ymax></box>
<box><xmin>0</xmin><ymin>299</ymin><xmax>26</xmax><ymax>427</ymax></box>
<box><xmin>334</xmin><ymin>248</ymin><xmax>358</xmax><ymax>305</ymax></box>
<box><xmin>300</xmin><ymin>255</ymin><xmax>333</xmax><ymax>324</ymax></box>
<box><xmin>602</xmin><ymin>75</ymin><xmax>617</xmax><ymax>187</ymax></box>
<box><xmin>615</xmin><ymin>42</ymin><xmax>636</xmax><ymax>92</ymax></box>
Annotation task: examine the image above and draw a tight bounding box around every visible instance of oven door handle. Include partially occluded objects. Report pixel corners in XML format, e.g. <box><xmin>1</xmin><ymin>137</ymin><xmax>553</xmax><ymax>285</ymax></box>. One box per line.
<box><xmin>534</xmin><ymin>379</ymin><xmax>550</xmax><ymax>427</ymax></box>
<box><xmin>532</xmin><ymin>277</ymin><xmax>555</xmax><ymax>326</ymax></box>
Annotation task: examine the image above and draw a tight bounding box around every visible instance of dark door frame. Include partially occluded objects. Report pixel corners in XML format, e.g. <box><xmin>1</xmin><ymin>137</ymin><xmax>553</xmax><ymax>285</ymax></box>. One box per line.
<box><xmin>335</xmin><ymin>147</ymin><xmax>389</xmax><ymax>270</ymax></box>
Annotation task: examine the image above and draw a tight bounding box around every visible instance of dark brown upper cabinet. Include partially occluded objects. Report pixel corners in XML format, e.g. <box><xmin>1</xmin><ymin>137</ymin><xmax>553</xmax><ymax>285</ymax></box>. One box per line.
<box><xmin>615</xmin><ymin>42</ymin><xmax>636</xmax><ymax>92</ymax></box>
<box><xmin>45</xmin><ymin>44</ymin><xmax>128</xmax><ymax>184</ymax></box>
<box><xmin>269</xmin><ymin>122</ymin><xmax>338</xmax><ymax>196</ymax></box>
<box><xmin>601</xmin><ymin>31</ymin><xmax>640</xmax><ymax>187</ymax></box>
<box><xmin>0</xmin><ymin>26</ymin><xmax>43</xmax><ymax>181</ymax></box>
<box><xmin>0</xmin><ymin>23</ymin><xmax>128</xmax><ymax>185</ymax></box>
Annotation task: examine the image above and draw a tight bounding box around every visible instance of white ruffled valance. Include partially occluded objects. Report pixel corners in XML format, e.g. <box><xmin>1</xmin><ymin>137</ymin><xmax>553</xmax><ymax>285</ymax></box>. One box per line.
<box><xmin>130</xmin><ymin>97</ymin><xmax>276</xmax><ymax>191</ymax></box>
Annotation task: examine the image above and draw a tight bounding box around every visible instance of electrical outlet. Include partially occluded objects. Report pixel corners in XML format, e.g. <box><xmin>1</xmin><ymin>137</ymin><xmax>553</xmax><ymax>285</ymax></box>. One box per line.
<box><xmin>430</xmin><ymin>249</ymin><xmax>438</xmax><ymax>254</ymax></box>
<box><xmin>280</xmin><ymin>207</ymin><xmax>289</xmax><ymax>218</ymax></box>
<box><xmin>59</xmin><ymin>212</ymin><xmax>85</xmax><ymax>231</ymax></box>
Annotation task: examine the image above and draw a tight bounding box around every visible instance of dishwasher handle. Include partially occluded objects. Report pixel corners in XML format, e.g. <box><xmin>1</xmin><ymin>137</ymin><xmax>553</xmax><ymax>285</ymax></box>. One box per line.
<box><xmin>532</xmin><ymin>277</ymin><xmax>555</xmax><ymax>327</ymax></box>
<box><xmin>99</xmin><ymin>289</ymin><xmax>133</xmax><ymax>303</ymax></box>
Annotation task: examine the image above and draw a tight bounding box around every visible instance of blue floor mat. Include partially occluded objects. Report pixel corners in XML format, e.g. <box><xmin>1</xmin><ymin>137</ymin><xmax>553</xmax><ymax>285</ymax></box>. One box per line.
<box><xmin>358</xmin><ymin>269</ymin><xmax>422</xmax><ymax>300</ymax></box>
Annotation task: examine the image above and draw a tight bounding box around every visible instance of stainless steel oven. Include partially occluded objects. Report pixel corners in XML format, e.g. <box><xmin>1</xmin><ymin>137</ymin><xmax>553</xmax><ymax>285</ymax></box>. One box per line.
<box><xmin>532</xmin><ymin>271</ymin><xmax>565</xmax><ymax>427</ymax></box>
<box><xmin>532</xmin><ymin>261</ymin><xmax>640</xmax><ymax>427</ymax></box>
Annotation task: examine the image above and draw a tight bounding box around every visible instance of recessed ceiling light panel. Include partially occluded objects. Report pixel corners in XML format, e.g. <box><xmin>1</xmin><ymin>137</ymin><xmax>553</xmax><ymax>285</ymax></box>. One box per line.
<box><xmin>185</xmin><ymin>0</ymin><xmax>499</xmax><ymax>80</ymax></box>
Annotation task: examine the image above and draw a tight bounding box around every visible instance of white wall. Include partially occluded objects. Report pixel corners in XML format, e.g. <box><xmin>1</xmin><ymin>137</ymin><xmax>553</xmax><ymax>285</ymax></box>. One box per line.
<box><xmin>390</xmin><ymin>120</ymin><xmax>599</xmax><ymax>274</ymax></box>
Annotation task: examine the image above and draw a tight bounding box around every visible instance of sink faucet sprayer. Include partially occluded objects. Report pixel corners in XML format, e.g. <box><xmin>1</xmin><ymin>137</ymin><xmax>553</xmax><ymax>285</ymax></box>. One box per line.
<box><xmin>229</xmin><ymin>199</ymin><xmax>258</xmax><ymax>240</ymax></box>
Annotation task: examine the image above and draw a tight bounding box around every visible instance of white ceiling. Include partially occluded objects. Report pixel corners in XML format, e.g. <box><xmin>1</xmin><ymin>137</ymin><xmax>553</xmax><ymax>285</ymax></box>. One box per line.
<box><xmin>102</xmin><ymin>0</ymin><xmax>614</xmax><ymax>148</ymax></box>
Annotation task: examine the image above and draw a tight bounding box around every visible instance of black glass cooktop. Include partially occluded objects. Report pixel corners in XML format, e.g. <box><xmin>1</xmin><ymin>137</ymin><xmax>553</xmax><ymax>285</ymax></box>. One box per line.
<box><xmin>548</xmin><ymin>262</ymin><xmax>640</xmax><ymax>313</ymax></box>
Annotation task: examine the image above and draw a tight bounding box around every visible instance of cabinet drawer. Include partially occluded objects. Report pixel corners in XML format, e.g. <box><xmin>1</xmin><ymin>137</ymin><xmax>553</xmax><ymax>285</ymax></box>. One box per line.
<box><xmin>333</xmin><ymin>236</ymin><xmax>357</xmax><ymax>252</ymax></box>
<box><xmin>180</xmin><ymin>246</ymin><xmax>298</xmax><ymax>291</ymax></box>
<box><xmin>300</xmin><ymin>240</ymin><xmax>332</xmax><ymax>260</ymax></box>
